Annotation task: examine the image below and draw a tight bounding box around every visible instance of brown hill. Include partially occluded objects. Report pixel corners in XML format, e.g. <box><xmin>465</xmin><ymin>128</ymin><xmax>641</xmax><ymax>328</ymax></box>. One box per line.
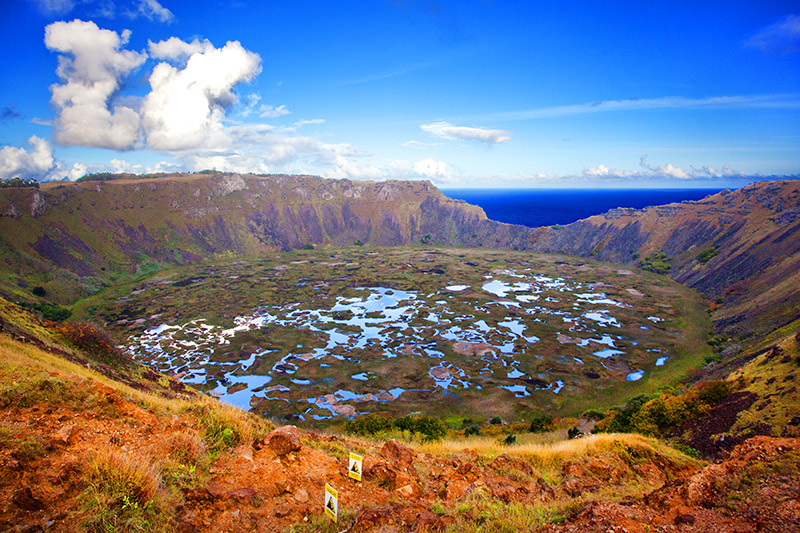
<box><xmin>0</xmin><ymin>172</ymin><xmax>532</xmax><ymax>306</ymax></box>
<box><xmin>527</xmin><ymin>180</ymin><xmax>800</xmax><ymax>340</ymax></box>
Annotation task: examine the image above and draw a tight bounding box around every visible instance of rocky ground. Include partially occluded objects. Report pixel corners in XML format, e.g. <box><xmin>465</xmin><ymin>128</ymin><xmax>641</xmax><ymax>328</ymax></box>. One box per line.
<box><xmin>3</xmin><ymin>357</ymin><xmax>798</xmax><ymax>533</ymax></box>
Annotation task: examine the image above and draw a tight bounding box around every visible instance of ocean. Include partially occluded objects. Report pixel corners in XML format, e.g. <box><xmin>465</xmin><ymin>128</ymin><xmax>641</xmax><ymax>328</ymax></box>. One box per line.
<box><xmin>441</xmin><ymin>188</ymin><xmax>724</xmax><ymax>228</ymax></box>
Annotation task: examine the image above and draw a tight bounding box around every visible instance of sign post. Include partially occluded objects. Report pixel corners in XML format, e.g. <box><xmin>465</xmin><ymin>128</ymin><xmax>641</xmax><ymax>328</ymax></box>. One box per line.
<box><xmin>324</xmin><ymin>483</ymin><xmax>338</xmax><ymax>523</ymax></box>
<box><xmin>348</xmin><ymin>452</ymin><xmax>363</xmax><ymax>482</ymax></box>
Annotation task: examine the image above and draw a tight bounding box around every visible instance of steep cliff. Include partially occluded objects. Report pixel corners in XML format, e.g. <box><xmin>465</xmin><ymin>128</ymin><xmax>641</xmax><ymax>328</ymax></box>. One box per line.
<box><xmin>0</xmin><ymin>173</ymin><xmax>525</xmax><ymax>305</ymax></box>
<box><xmin>2</xmin><ymin>173</ymin><xmax>798</xmax><ymax>341</ymax></box>
<box><xmin>526</xmin><ymin>181</ymin><xmax>800</xmax><ymax>339</ymax></box>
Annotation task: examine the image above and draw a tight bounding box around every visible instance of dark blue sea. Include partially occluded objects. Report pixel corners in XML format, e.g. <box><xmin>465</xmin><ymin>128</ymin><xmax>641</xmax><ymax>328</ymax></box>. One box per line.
<box><xmin>441</xmin><ymin>189</ymin><xmax>724</xmax><ymax>228</ymax></box>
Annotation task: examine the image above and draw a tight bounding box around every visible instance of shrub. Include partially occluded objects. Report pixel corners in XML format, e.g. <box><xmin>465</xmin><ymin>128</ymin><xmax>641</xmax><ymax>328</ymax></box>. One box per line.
<box><xmin>55</xmin><ymin>321</ymin><xmax>130</xmax><ymax>366</ymax></box>
<box><xmin>582</xmin><ymin>408</ymin><xmax>606</xmax><ymax>421</ymax></box>
<box><xmin>697</xmin><ymin>247</ymin><xmax>719</xmax><ymax>264</ymax></box>
<box><xmin>489</xmin><ymin>416</ymin><xmax>502</xmax><ymax>425</ymax></box>
<box><xmin>354</xmin><ymin>239</ymin><xmax>363</xmax><ymax>246</ymax></box>
<box><xmin>302</xmin><ymin>244</ymin><xmax>314</xmax><ymax>250</ymax></box>
<box><xmin>693</xmin><ymin>380</ymin><xmax>731</xmax><ymax>404</ymax></box>
<box><xmin>344</xmin><ymin>414</ymin><xmax>448</xmax><ymax>442</ymax></box>
<box><xmin>396</xmin><ymin>415</ymin><xmax>448</xmax><ymax>442</ymax></box>
<box><xmin>31</xmin><ymin>302</ymin><xmax>71</xmax><ymax>322</ymax></box>
<box><xmin>567</xmin><ymin>427</ymin><xmax>581</xmax><ymax>439</ymax></box>
<box><xmin>504</xmin><ymin>434</ymin><xmax>517</xmax><ymax>445</ymax></box>
<box><xmin>464</xmin><ymin>425</ymin><xmax>482</xmax><ymax>437</ymax></box>
<box><xmin>638</xmin><ymin>252</ymin><xmax>672</xmax><ymax>274</ymax></box>
<box><xmin>32</xmin><ymin>286</ymin><xmax>46</xmax><ymax>297</ymax></box>
<box><xmin>343</xmin><ymin>414</ymin><xmax>394</xmax><ymax>436</ymax></box>
<box><xmin>528</xmin><ymin>412</ymin><xmax>553</xmax><ymax>433</ymax></box>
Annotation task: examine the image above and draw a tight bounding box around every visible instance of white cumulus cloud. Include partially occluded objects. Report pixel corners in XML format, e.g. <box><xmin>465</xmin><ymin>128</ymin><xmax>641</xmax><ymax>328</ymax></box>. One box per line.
<box><xmin>0</xmin><ymin>136</ymin><xmax>56</xmax><ymax>180</ymax></box>
<box><xmin>45</xmin><ymin>19</ymin><xmax>146</xmax><ymax>150</ymax></box>
<box><xmin>148</xmin><ymin>37</ymin><xmax>211</xmax><ymax>61</ymax></box>
<box><xmin>141</xmin><ymin>37</ymin><xmax>261</xmax><ymax>151</ymax></box>
<box><xmin>420</xmin><ymin>121</ymin><xmax>510</xmax><ymax>145</ymax></box>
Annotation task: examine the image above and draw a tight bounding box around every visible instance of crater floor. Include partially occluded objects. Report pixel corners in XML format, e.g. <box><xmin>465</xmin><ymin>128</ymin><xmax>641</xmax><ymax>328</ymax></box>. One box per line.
<box><xmin>81</xmin><ymin>247</ymin><xmax>710</xmax><ymax>424</ymax></box>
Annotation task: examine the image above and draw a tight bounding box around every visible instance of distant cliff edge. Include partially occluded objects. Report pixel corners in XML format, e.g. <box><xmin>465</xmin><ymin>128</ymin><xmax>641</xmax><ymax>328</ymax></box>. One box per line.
<box><xmin>1</xmin><ymin>173</ymin><xmax>798</xmax><ymax>340</ymax></box>
<box><xmin>525</xmin><ymin>180</ymin><xmax>800</xmax><ymax>340</ymax></box>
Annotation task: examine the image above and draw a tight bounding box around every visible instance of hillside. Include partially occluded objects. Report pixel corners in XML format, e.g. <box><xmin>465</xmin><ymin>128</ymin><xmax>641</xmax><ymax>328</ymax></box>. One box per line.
<box><xmin>527</xmin><ymin>180</ymin><xmax>800</xmax><ymax>341</ymax></box>
<box><xmin>0</xmin><ymin>173</ymin><xmax>531</xmax><ymax>307</ymax></box>
<box><xmin>1</xmin><ymin>175</ymin><xmax>797</xmax><ymax>345</ymax></box>
<box><xmin>1</xmin><ymin>299</ymin><xmax>798</xmax><ymax>532</ymax></box>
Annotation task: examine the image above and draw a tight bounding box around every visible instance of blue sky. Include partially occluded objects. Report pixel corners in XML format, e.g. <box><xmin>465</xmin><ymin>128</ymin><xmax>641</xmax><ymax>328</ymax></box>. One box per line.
<box><xmin>0</xmin><ymin>0</ymin><xmax>799</xmax><ymax>188</ymax></box>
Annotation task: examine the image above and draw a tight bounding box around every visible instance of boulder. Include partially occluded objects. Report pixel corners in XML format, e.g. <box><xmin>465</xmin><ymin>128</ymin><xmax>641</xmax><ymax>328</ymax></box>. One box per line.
<box><xmin>264</xmin><ymin>426</ymin><xmax>302</xmax><ymax>456</ymax></box>
<box><xmin>380</xmin><ymin>439</ymin><xmax>414</xmax><ymax>470</ymax></box>
<box><xmin>12</xmin><ymin>487</ymin><xmax>44</xmax><ymax>511</ymax></box>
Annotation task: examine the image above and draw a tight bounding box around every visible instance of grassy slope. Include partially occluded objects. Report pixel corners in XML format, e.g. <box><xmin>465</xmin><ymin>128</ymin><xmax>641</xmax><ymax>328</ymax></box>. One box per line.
<box><xmin>0</xmin><ymin>304</ymin><xmax>706</xmax><ymax>531</ymax></box>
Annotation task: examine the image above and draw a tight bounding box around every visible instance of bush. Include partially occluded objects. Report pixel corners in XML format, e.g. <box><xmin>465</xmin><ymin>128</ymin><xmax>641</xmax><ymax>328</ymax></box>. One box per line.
<box><xmin>567</xmin><ymin>427</ymin><xmax>581</xmax><ymax>439</ymax></box>
<box><xmin>302</xmin><ymin>244</ymin><xmax>314</xmax><ymax>250</ymax></box>
<box><xmin>489</xmin><ymin>416</ymin><xmax>502</xmax><ymax>425</ymax></box>
<box><xmin>32</xmin><ymin>286</ymin><xmax>46</xmax><ymax>297</ymax></box>
<box><xmin>32</xmin><ymin>302</ymin><xmax>71</xmax><ymax>322</ymax></box>
<box><xmin>396</xmin><ymin>415</ymin><xmax>448</xmax><ymax>442</ymax></box>
<box><xmin>528</xmin><ymin>412</ymin><xmax>553</xmax><ymax>433</ymax></box>
<box><xmin>464</xmin><ymin>425</ymin><xmax>481</xmax><ymax>437</ymax></box>
<box><xmin>344</xmin><ymin>414</ymin><xmax>448</xmax><ymax>442</ymax></box>
<box><xmin>504</xmin><ymin>434</ymin><xmax>517</xmax><ymax>445</ymax></box>
<box><xmin>697</xmin><ymin>247</ymin><xmax>719</xmax><ymax>264</ymax></box>
<box><xmin>638</xmin><ymin>251</ymin><xmax>672</xmax><ymax>274</ymax></box>
<box><xmin>343</xmin><ymin>414</ymin><xmax>394</xmax><ymax>436</ymax></box>
<box><xmin>693</xmin><ymin>380</ymin><xmax>731</xmax><ymax>404</ymax></box>
<box><xmin>582</xmin><ymin>408</ymin><xmax>606</xmax><ymax>421</ymax></box>
<box><xmin>55</xmin><ymin>322</ymin><xmax>130</xmax><ymax>366</ymax></box>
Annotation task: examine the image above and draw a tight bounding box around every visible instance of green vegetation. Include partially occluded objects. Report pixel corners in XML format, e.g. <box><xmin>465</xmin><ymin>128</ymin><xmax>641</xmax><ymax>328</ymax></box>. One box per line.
<box><xmin>595</xmin><ymin>380</ymin><xmax>731</xmax><ymax>437</ymax></box>
<box><xmin>344</xmin><ymin>413</ymin><xmax>448</xmax><ymax>442</ymax></box>
<box><xmin>528</xmin><ymin>412</ymin><xmax>554</xmax><ymax>433</ymax></box>
<box><xmin>697</xmin><ymin>247</ymin><xmax>719</xmax><ymax>264</ymax></box>
<box><xmin>638</xmin><ymin>251</ymin><xmax>672</xmax><ymax>274</ymax></box>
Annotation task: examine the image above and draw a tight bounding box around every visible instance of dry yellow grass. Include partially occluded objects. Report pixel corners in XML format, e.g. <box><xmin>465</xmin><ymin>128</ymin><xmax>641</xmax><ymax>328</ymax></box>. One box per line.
<box><xmin>412</xmin><ymin>431</ymin><xmax>702</xmax><ymax>470</ymax></box>
<box><xmin>0</xmin><ymin>334</ymin><xmax>191</xmax><ymax>413</ymax></box>
<box><xmin>0</xmin><ymin>333</ymin><xmax>272</xmax><ymax>444</ymax></box>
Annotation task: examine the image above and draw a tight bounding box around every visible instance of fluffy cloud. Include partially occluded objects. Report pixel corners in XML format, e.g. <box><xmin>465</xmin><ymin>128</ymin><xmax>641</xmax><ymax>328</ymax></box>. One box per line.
<box><xmin>411</xmin><ymin>158</ymin><xmax>453</xmax><ymax>182</ymax></box>
<box><xmin>148</xmin><ymin>37</ymin><xmax>211</xmax><ymax>61</ymax></box>
<box><xmin>0</xmin><ymin>136</ymin><xmax>56</xmax><ymax>180</ymax></box>
<box><xmin>580</xmin><ymin>156</ymin><xmax>746</xmax><ymax>182</ymax></box>
<box><xmin>745</xmin><ymin>14</ymin><xmax>800</xmax><ymax>54</ymax></box>
<box><xmin>141</xmin><ymin>38</ymin><xmax>261</xmax><ymax>151</ymax></box>
<box><xmin>45</xmin><ymin>19</ymin><xmax>146</xmax><ymax>150</ymax></box>
<box><xmin>420</xmin><ymin>121</ymin><xmax>510</xmax><ymax>145</ymax></box>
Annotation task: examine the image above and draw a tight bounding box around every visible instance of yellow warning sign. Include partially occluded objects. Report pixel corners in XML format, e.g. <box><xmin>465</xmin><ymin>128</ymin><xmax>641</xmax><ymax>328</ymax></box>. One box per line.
<box><xmin>348</xmin><ymin>452</ymin><xmax>363</xmax><ymax>482</ymax></box>
<box><xmin>324</xmin><ymin>483</ymin><xmax>338</xmax><ymax>522</ymax></box>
